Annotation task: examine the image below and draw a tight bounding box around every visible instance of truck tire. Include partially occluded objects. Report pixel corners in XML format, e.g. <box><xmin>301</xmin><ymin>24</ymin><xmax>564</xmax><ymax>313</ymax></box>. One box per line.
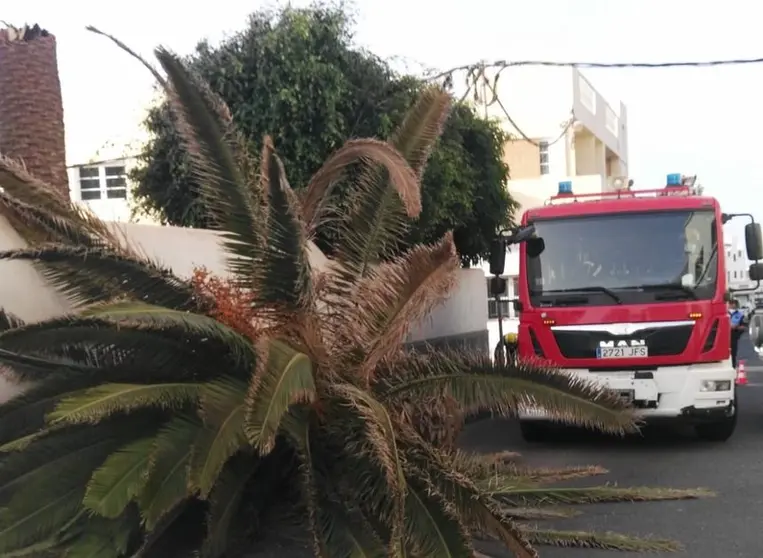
<box><xmin>695</xmin><ymin>397</ymin><xmax>737</xmax><ymax>442</ymax></box>
<box><xmin>519</xmin><ymin>420</ymin><xmax>552</xmax><ymax>443</ymax></box>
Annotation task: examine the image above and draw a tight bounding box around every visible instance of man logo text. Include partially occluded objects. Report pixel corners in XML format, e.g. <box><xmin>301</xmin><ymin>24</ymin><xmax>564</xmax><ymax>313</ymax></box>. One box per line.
<box><xmin>599</xmin><ymin>339</ymin><xmax>646</xmax><ymax>348</ymax></box>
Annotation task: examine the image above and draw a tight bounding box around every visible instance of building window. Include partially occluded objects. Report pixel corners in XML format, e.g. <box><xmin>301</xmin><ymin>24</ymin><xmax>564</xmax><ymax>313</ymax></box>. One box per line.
<box><xmin>77</xmin><ymin>164</ymin><xmax>128</xmax><ymax>201</ymax></box>
<box><xmin>539</xmin><ymin>141</ymin><xmax>549</xmax><ymax>175</ymax></box>
<box><xmin>738</xmin><ymin>250</ymin><xmax>743</xmax><ymax>259</ymax></box>
<box><xmin>734</xmin><ymin>271</ymin><xmax>738</xmax><ymax>279</ymax></box>
<box><xmin>105</xmin><ymin>166</ymin><xmax>127</xmax><ymax>199</ymax></box>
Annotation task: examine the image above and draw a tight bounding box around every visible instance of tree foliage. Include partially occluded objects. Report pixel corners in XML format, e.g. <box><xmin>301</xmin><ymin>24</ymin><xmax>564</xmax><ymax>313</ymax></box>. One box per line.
<box><xmin>130</xmin><ymin>3</ymin><xmax>515</xmax><ymax>266</ymax></box>
<box><xmin>0</xmin><ymin>33</ymin><xmax>710</xmax><ymax>558</ymax></box>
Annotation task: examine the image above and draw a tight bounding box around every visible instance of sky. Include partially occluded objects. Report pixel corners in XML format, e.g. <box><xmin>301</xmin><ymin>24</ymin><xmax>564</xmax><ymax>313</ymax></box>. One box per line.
<box><xmin>4</xmin><ymin>0</ymin><xmax>763</xmax><ymax>236</ymax></box>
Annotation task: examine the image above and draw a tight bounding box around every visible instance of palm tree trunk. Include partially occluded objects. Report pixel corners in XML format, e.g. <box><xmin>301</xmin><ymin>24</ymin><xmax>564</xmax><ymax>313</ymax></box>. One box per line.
<box><xmin>0</xmin><ymin>25</ymin><xmax>69</xmax><ymax>198</ymax></box>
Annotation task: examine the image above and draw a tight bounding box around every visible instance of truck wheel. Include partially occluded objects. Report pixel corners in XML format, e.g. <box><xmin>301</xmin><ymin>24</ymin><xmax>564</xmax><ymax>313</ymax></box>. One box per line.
<box><xmin>519</xmin><ymin>420</ymin><xmax>552</xmax><ymax>443</ymax></box>
<box><xmin>695</xmin><ymin>398</ymin><xmax>737</xmax><ymax>442</ymax></box>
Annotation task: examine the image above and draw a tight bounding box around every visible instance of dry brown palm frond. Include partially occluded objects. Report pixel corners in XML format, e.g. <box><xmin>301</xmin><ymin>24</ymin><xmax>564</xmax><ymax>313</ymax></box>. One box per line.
<box><xmin>390</xmin><ymin>86</ymin><xmax>452</xmax><ymax>180</ymax></box>
<box><xmin>300</xmin><ymin>139</ymin><xmax>420</xmax><ymax>235</ymax></box>
<box><xmin>347</xmin><ymin>232</ymin><xmax>460</xmax><ymax>380</ymax></box>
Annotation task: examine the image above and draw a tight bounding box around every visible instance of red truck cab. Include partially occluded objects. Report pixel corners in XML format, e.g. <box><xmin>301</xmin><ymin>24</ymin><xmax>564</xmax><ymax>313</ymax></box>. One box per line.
<box><xmin>514</xmin><ymin>175</ymin><xmax>763</xmax><ymax>442</ymax></box>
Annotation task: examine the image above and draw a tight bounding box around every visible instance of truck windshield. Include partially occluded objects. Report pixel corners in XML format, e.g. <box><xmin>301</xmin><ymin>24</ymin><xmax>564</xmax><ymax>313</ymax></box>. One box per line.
<box><xmin>526</xmin><ymin>209</ymin><xmax>718</xmax><ymax>305</ymax></box>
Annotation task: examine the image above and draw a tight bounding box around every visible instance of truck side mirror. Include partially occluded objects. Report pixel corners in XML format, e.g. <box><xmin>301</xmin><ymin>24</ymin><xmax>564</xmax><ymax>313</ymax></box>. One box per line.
<box><xmin>749</xmin><ymin>262</ymin><xmax>763</xmax><ymax>282</ymax></box>
<box><xmin>745</xmin><ymin>223</ymin><xmax>763</xmax><ymax>261</ymax></box>
<box><xmin>489</xmin><ymin>239</ymin><xmax>506</xmax><ymax>276</ymax></box>
<box><xmin>526</xmin><ymin>237</ymin><xmax>545</xmax><ymax>258</ymax></box>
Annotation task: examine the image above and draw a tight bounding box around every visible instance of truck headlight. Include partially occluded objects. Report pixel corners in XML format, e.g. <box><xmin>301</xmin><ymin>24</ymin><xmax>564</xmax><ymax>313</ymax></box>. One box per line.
<box><xmin>700</xmin><ymin>380</ymin><xmax>732</xmax><ymax>392</ymax></box>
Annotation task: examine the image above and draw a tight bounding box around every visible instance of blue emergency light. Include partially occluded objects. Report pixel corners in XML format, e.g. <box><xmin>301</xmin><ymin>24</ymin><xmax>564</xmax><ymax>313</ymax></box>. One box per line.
<box><xmin>666</xmin><ymin>173</ymin><xmax>682</xmax><ymax>186</ymax></box>
<box><xmin>557</xmin><ymin>181</ymin><xmax>573</xmax><ymax>195</ymax></box>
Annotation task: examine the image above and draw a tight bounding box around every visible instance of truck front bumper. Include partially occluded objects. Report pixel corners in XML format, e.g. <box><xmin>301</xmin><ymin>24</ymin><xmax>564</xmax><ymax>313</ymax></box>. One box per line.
<box><xmin>519</xmin><ymin>360</ymin><xmax>736</xmax><ymax>423</ymax></box>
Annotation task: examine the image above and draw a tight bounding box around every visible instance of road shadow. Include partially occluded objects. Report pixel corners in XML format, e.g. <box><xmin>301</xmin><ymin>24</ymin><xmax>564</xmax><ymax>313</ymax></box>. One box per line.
<box><xmin>459</xmin><ymin>416</ymin><xmax>724</xmax><ymax>454</ymax></box>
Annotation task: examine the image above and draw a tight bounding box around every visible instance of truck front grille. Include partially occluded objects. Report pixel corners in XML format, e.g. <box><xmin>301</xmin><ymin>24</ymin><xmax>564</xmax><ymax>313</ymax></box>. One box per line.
<box><xmin>552</xmin><ymin>324</ymin><xmax>694</xmax><ymax>359</ymax></box>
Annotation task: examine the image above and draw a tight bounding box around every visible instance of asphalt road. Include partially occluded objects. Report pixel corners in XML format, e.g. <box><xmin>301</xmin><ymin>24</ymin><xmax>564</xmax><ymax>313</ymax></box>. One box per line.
<box><xmin>461</xmin><ymin>338</ymin><xmax>763</xmax><ymax>558</ymax></box>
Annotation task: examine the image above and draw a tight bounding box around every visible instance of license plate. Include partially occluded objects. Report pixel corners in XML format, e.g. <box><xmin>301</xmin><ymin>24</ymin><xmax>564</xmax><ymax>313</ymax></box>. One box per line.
<box><xmin>596</xmin><ymin>347</ymin><xmax>649</xmax><ymax>359</ymax></box>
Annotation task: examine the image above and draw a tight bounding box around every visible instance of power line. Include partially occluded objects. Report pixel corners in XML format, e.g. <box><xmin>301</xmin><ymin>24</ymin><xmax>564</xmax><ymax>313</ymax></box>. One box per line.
<box><xmin>428</xmin><ymin>56</ymin><xmax>763</xmax><ymax>82</ymax></box>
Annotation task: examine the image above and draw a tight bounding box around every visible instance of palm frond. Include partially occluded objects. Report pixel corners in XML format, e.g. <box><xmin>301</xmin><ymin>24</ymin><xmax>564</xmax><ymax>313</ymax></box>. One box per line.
<box><xmin>389</xmin><ymin>86</ymin><xmax>452</xmax><ymax>180</ymax></box>
<box><xmin>199</xmin><ymin>453</ymin><xmax>257</xmax><ymax>558</ymax></box>
<box><xmin>0</xmin><ymin>309</ymin><xmax>24</xmax><ymax>332</ymax></box>
<box><xmin>313</xmin><ymin>484</ymin><xmax>387</xmax><ymax>558</ymax></box>
<box><xmin>60</xmin><ymin>511</ymin><xmax>138</xmax><ymax>558</ymax></box>
<box><xmin>46</xmin><ymin>383</ymin><xmax>202</xmax><ymax>426</ymax></box>
<box><xmin>378</xmin><ymin>352</ymin><xmax>639</xmax><ymax>435</ymax></box>
<box><xmin>301</xmin><ymin>139</ymin><xmax>420</xmax><ymax>237</ymax></box>
<box><xmin>190</xmin><ymin>377</ymin><xmax>249</xmax><ymax>499</ymax></box>
<box><xmin>0</xmin><ymin>419</ymin><xmax>157</xmax><ymax>555</ymax></box>
<box><xmin>351</xmin><ymin>232</ymin><xmax>459</xmax><ymax>376</ymax></box>
<box><xmin>244</xmin><ymin>339</ymin><xmax>315</xmax><ymax>454</ymax></box>
<box><xmin>0</xmin><ymin>192</ymin><xmax>99</xmax><ymax>248</ymax></box>
<box><xmin>83</xmin><ymin>437</ymin><xmax>155</xmax><ymax>518</ymax></box>
<box><xmin>0</xmin><ymin>245</ymin><xmax>198</xmax><ymax>309</ymax></box>
<box><xmin>332</xmin><ymin>88</ymin><xmax>451</xmax><ymax>278</ymax></box>
<box><xmin>403</xmin><ymin>438</ymin><xmax>538</xmax><ymax>558</ymax></box>
<box><xmin>496</xmin><ymin>485</ymin><xmax>715</xmax><ymax>507</ymax></box>
<box><xmin>137</xmin><ymin>416</ymin><xmax>197</xmax><ymax>530</ymax></box>
<box><xmin>0</xmin><ymin>317</ymin><xmax>245</xmax><ymax>383</ymax></box>
<box><xmin>153</xmin><ymin>47</ymin><xmax>260</xmax><ymax>281</ymax></box>
<box><xmin>522</xmin><ymin>527</ymin><xmax>682</xmax><ymax>552</ymax></box>
<box><xmin>327</xmin><ymin>383</ymin><xmax>408</xmax><ymax>546</ymax></box>
<box><xmin>254</xmin><ymin>139</ymin><xmax>312</xmax><ymax>310</ymax></box>
<box><xmin>502</xmin><ymin>507</ymin><xmax>580</xmax><ymax>521</ymax></box>
<box><xmin>0</xmin><ymin>155</ymin><xmax>125</xmax><ymax>250</ymax></box>
<box><xmin>80</xmin><ymin>301</ymin><xmax>254</xmax><ymax>367</ymax></box>
<box><xmin>403</xmin><ymin>478</ymin><xmax>473</xmax><ymax>558</ymax></box>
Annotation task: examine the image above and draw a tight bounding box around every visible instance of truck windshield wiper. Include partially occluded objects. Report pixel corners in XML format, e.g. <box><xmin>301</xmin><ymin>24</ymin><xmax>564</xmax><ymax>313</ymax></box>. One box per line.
<box><xmin>541</xmin><ymin>286</ymin><xmax>623</xmax><ymax>304</ymax></box>
<box><xmin>625</xmin><ymin>284</ymin><xmax>698</xmax><ymax>300</ymax></box>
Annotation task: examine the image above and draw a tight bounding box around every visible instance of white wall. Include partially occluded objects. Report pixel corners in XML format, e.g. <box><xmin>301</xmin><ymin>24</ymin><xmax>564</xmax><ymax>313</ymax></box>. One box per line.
<box><xmin>406</xmin><ymin>268</ymin><xmax>488</xmax><ymax>342</ymax></box>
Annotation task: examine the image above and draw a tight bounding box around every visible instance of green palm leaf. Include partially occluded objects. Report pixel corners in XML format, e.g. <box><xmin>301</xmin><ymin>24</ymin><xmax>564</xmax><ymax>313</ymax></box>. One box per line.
<box><xmin>0</xmin><ymin>420</ymin><xmax>156</xmax><ymax>554</ymax></box>
<box><xmin>254</xmin><ymin>140</ymin><xmax>312</xmax><ymax>309</ymax></box>
<box><xmin>153</xmin><ymin>48</ymin><xmax>260</xmax><ymax>281</ymax></box>
<box><xmin>137</xmin><ymin>417</ymin><xmax>197</xmax><ymax>530</ymax></box>
<box><xmin>47</xmin><ymin>383</ymin><xmax>202</xmax><ymax>425</ymax></box>
<box><xmin>313</xmin><ymin>483</ymin><xmax>387</xmax><ymax>558</ymax></box>
<box><xmin>0</xmin><ymin>318</ymin><xmax>238</xmax><ymax>382</ymax></box>
<box><xmin>244</xmin><ymin>339</ymin><xmax>315</xmax><ymax>454</ymax></box>
<box><xmin>199</xmin><ymin>454</ymin><xmax>256</xmax><ymax>558</ymax></box>
<box><xmin>81</xmin><ymin>301</ymin><xmax>255</xmax><ymax>367</ymax></box>
<box><xmin>191</xmin><ymin>377</ymin><xmax>249</xmax><ymax>498</ymax></box>
<box><xmin>61</xmin><ymin>533</ymin><xmax>120</xmax><ymax>558</ymax></box>
<box><xmin>0</xmin><ymin>486</ymin><xmax>84</xmax><ymax>554</ymax></box>
<box><xmin>0</xmin><ymin>245</ymin><xmax>198</xmax><ymax>309</ymax></box>
<box><xmin>378</xmin><ymin>352</ymin><xmax>638</xmax><ymax>435</ymax></box>
<box><xmin>83</xmin><ymin>437</ymin><xmax>156</xmax><ymax>518</ymax></box>
<box><xmin>403</xmin><ymin>479</ymin><xmax>472</xmax><ymax>558</ymax></box>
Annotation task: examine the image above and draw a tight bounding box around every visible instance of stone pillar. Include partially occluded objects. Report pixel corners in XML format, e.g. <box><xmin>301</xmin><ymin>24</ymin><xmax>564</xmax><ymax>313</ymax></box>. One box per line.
<box><xmin>0</xmin><ymin>25</ymin><xmax>69</xmax><ymax>198</ymax></box>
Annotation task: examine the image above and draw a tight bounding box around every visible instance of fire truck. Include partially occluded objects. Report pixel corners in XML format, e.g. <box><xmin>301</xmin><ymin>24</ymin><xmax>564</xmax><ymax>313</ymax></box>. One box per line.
<box><xmin>508</xmin><ymin>174</ymin><xmax>763</xmax><ymax>442</ymax></box>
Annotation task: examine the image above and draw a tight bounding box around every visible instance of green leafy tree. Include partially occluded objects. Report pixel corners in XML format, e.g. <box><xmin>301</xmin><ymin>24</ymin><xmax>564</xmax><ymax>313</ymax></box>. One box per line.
<box><xmin>129</xmin><ymin>3</ymin><xmax>515</xmax><ymax>266</ymax></box>
<box><xmin>0</xmin><ymin>39</ymin><xmax>710</xmax><ymax>558</ymax></box>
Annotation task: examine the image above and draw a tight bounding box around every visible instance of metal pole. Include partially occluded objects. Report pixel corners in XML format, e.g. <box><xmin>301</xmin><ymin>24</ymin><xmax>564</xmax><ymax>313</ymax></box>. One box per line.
<box><xmin>495</xmin><ymin>282</ymin><xmax>505</xmax><ymax>366</ymax></box>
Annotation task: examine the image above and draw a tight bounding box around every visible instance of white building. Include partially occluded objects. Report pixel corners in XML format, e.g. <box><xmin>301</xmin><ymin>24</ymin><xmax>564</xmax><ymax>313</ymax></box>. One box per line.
<box><xmin>67</xmin><ymin>156</ymin><xmax>139</xmax><ymax>223</ymax></box>
<box><xmin>468</xmin><ymin>67</ymin><xmax>630</xmax><ymax>350</ymax></box>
